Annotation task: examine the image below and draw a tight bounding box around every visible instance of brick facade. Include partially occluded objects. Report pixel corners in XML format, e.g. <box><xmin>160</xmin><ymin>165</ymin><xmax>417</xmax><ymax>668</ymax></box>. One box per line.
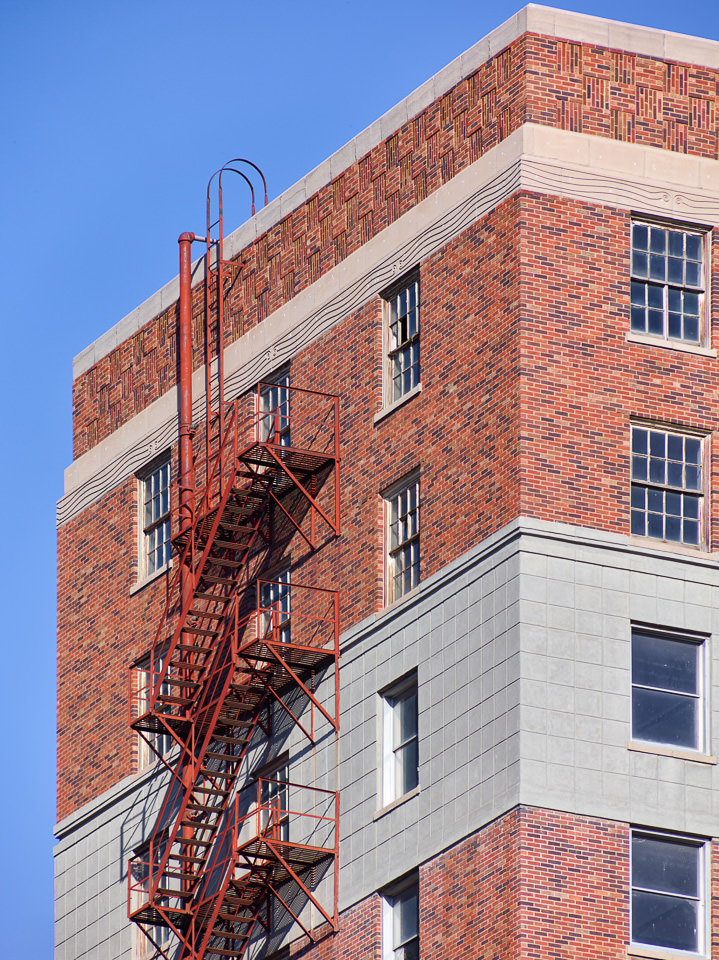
<box><xmin>289</xmin><ymin>806</ymin><xmax>718</xmax><ymax>960</ymax></box>
<box><xmin>71</xmin><ymin>31</ymin><xmax>719</xmax><ymax>461</ymax></box>
<box><xmin>58</xmin><ymin>183</ymin><xmax>719</xmax><ymax>819</ymax></box>
<box><xmin>56</xmin><ymin>10</ymin><xmax>719</xmax><ymax>960</ymax></box>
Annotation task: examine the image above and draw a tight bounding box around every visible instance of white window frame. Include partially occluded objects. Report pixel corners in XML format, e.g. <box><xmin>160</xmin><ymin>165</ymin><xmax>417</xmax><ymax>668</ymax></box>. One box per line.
<box><xmin>139</xmin><ymin>456</ymin><xmax>172</xmax><ymax>580</ymax></box>
<box><xmin>382</xmin><ymin>875</ymin><xmax>419</xmax><ymax>960</ymax></box>
<box><xmin>131</xmin><ymin>838</ymin><xmax>171</xmax><ymax>959</ymax></box>
<box><xmin>383</xmin><ymin>272</ymin><xmax>420</xmax><ymax>406</ymax></box>
<box><xmin>136</xmin><ymin>650</ymin><xmax>173</xmax><ymax>769</ymax></box>
<box><xmin>258</xmin><ymin>369</ymin><xmax>291</xmax><ymax>446</ymax></box>
<box><xmin>258</xmin><ymin>758</ymin><xmax>289</xmax><ymax>843</ymax></box>
<box><xmin>630</xmin><ymin>425</ymin><xmax>707</xmax><ymax>549</ymax></box>
<box><xmin>630</xmin><ymin>219</ymin><xmax>707</xmax><ymax>346</ymax></box>
<box><xmin>382</xmin><ymin>675</ymin><xmax>419</xmax><ymax>806</ymax></box>
<box><xmin>630</xmin><ymin>830</ymin><xmax>708</xmax><ymax>956</ymax></box>
<box><xmin>384</xmin><ymin>473</ymin><xmax>420</xmax><ymax>604</ymax></box>
<box><xmin>259</xmin><ymin>568</ymin><xmax>291</xmax><ymax>645</ymax></box>
<box><xmin>631</xmin><ymin>626</ymin><xmax>707</xmax><ymax>755</ymax></box>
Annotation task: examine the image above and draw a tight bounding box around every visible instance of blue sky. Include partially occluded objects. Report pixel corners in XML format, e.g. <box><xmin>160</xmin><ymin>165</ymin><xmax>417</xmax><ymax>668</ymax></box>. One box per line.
<box><xmin>2</xmin><ymin>0</ymin><xmax>718</xmax><ymax>954</ymax></box>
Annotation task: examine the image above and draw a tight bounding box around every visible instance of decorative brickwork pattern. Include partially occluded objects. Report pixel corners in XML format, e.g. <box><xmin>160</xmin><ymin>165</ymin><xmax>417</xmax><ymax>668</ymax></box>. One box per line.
<box><xmin>71</xmin><ymin>32</ymin><xmax>719</xmax><ymax>461</ymax></box>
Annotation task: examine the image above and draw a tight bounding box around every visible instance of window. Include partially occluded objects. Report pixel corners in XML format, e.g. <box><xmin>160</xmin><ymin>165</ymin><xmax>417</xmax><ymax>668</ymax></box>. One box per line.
<box><xmin>259</xmin><ymin>761</ymin><xmax>289</xmax><ymax>842</ymax></box>
<box><xmin>630</xmin><ymin>426</ymin><xmax>704</xmax><ymax>547</ymax></box>
<box><xmin>632</xmin><ymin>628</ymin><xmax>705</xmax><ymax>752</ymax></box>
<box><xmin>382</xmin><ymin>877</ymin><xmax>419</xmax><ymax>960</ymax></box>
<box><xmin>259</xmin><ymin>569</ymin><xmax>291</xmax><ymax>644</ymax></box>
<box><xmin>136</xmin><ymin>651</ymin><xmax>173</xmax><ymax>768</ymax></box>
<box><xmin>131</xmin><ymin>839</ymin><xmax>170</xmax><ymax>959</ymax></box>
<box><xmin>382</xmin><ymin>676</ymin><xmax>418</xmax><ymax>805</ymax></box>
<box><xmin>141</xmin><ymin>458</ymin><xmax>171</xmax><ymax>577</ymax></box>
<box><xmin>259</xmin><ymin>371</ymin><xmax>291</xmax><ymax>446</ymax></box>
<box><xmin>385</xmin><ymin>475</ymin><xmax>420</xmax><ymax>602</ymax></box>
<box><xmin>631</xmin><ymin>221</ymin><xmax>705</xmax><ymax>344</ymax></box>
<box><xmin>631</xmin><ymin>831</ymin><xmax>706</xmax><ymax>954</ymax></box>
<box><xmin>384</xmin><ymin>274</ymin><xmax>420</xmax><ymax>403</ymax></box>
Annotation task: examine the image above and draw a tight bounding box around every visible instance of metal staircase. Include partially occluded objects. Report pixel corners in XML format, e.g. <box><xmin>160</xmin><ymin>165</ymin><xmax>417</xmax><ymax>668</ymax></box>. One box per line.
<box><xmin>128</xmin><ymin>161</ymin><xmax>341</xmax><ymax>960</ymax></box>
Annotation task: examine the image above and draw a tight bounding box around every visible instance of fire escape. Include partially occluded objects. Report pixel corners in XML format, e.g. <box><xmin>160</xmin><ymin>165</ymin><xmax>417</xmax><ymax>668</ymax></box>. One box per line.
<box><xmin>127</xmin><ymin>162</ymin><xmax>341</xmax><ymax>960</ymax></box>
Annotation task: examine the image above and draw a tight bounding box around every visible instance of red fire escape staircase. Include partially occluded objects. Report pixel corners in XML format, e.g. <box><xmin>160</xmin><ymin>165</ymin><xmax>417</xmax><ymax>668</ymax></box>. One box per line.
<box><xmin>128</xmin><ymin>387</ymin><xmax>341</xmax><ymax>960</ymax></box>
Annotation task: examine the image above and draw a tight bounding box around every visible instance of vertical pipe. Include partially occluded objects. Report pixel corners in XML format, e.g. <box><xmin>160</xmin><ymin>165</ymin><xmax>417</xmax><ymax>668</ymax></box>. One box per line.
<box><xmin>178</xmin><ymin>232</ymin><xmax>196</xmax><ymax>892</ymax></box>
<box><xmin>178</xmin><ymin>232</ymin><xmax>196</xmax><ymax>542</ymax></box>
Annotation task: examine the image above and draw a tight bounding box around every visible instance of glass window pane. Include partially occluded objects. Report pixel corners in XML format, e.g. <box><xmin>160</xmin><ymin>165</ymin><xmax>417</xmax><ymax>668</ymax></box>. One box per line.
<box><xmin>683</xmin><ymin>518</ymin><xmax>700</xmax><ymax>545</ymax></box>
<box><xmin>631</xmin><ymin>455</ymin><xmax>647</xmax><ymax>481</ymax></box>
<box><xmin>633</xmin><ymin>252</ymin><xmax>648</xmax><ymax>276</ymax></box>
<box><xmin>632</xmin><ymin>632</ymin><xmax>698</xmax><ymax>694</ymax></box>
<box><xmin>633</xmin><ymin>687</ymin><xmax>696</xmax><ymax>747</ymax></box>
<box><xmin>685</xmin><ymin>233</ymin><xmax>702</xmax><ymax>261</ymax></box>
<box><xmin>684</xmin><ymin>314</ymin><xmax>699</xmax><ymax>342</ymax></box>
<box><xmin>649</xmin><ymin>432</ymin><xmax>666</xmax><ymax>457</ymax></box>
<box><xmin>649</xmin><ymin>255</ymin><xmax>665</xmax><ymax>281</ymax></box>
<box><xmin>633</xmin><ymin>224</ymin><xmax>648</xmax><ymax>250</ymax></box>
<box><xmin>632</xmin><ymin>429</ymin><xmax>648</xmax><ymax>454</ymax></box>
<box><xmin>649</xmin><ymin>227</ymin><xmax>666</xmax><ymax>254</ymax></box>
<box><xmin>632</xmin><ymin>890</ymin><xmax>698</xmax><ymax>952</ymax></box>
<box><xmin>668</xmin><ymin>231</ymin><xmax>684</xmax><ymax>257</ymax></box>
<box><xmin>685</xmin><ymin>261</ymin><xmax>701</xmax><ymax>287</ymax></box>
<box><xmin>667</xmin><ymin>257</ymin><xmax>683</xmax><ymax>284</ymax></box>
<box><xmin>647</xmin><ymin>284</ymin><xmax>663</xmax><ymax>308</ymax></box>
<box><xmin>648</xmin><ymin>457</ymin><xmax>665</xmax><ymax>483</ymax></box>
<box><xmin>631</xmin><ymin>485</ymin><xmax>645</xmax><ymax>508</ymax></box>
<box><xmin>633</xmin><ymin>835</ymin><xmax>699</xmax><ymax>896</ymax></box>
<box><xmin>631</xmin><ymin>509</ymin><xmax>646</xmax><ymax>535</ymax></box>
<box><xmin>685</xmin><ymin>437</ymin><xmax>701</xmax><ymax>465</ymax></box>
<box><xmin>647</xmin><ymin>511</ymin><xmax>664</xmax><ymax>539</ymax></box>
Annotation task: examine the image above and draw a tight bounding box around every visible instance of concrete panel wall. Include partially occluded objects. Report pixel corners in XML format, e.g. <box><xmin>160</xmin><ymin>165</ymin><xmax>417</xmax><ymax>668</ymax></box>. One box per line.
<box><xmin>55</xmin><ymin>517</ymin><xmax>719</xmax><ymax>956</ymax></box>
<box><xmin>518</xmin><ymin>518</ymin><xmax>719</xmax><ymax>836</ymax></box>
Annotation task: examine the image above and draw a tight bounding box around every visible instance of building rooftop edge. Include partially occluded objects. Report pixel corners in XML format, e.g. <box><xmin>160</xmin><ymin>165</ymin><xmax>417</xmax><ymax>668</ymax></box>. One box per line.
<box><xmin>72</xmin><ymin>3</ymin><xmax>719</xmax><ymax>379</ymax></box>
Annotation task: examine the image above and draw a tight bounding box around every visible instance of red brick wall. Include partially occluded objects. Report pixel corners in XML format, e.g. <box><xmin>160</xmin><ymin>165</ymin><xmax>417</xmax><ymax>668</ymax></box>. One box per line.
<box><xmin>291</xmin><ymin>807</ymin><xmax>718</xmax><ymax>959</ymax></box>
<box><xmin>57</xmin><ymin>200</ymin><xmax>522</xmax><ymax>818</ymax></box>
<box><xmin>70</xmin><ymin>31</ymin><xmax>719</xmax><ymax>460</ymax></box>
<box><xmin>287</xmin><ymin>807</ymin><xmax>636</xmax><ymax>959</ymax></box>
<box><xmin>58</xmin><ymin>184</ymin><xmax>719</xmax><ymax>816</ymax></box>
<box><xmin>518</xmin><ymin>192</ymin><xmax>719</xmax><ymax>549</ymax></box>
<box><xmin>56</xmin><ymin>472</ymin><xmax>176</xmax><ymax>818</ymax></box>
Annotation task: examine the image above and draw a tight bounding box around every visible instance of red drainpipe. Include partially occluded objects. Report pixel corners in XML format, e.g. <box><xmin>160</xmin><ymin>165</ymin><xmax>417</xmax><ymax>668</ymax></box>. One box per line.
<box><xmin>178</xmin><ymin>231</ymin><xmax>196</xmax><ymax>876</ymax></box>
<box><xmin>178</xmin><ymin>232</ymin><xmax>195</xmax><ymax>538</ymax></box>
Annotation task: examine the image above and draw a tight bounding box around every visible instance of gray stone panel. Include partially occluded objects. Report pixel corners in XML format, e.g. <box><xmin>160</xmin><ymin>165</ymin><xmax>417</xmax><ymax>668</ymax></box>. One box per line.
<box><xmin>517</xmin><ymin>518</ymin><xmax>719</xmax><ymax>836</ymax></box>
<box><xmin>56</xmin><ymin>517</ymin><xmax>719</xmax><ymax>954</ymax></box>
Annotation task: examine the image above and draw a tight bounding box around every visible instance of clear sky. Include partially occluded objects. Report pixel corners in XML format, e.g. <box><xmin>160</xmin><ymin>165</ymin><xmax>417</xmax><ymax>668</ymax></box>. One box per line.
<box><xmin>2</xmin><ymin>0</ymin><xmax>718</xmax><ymax>955</ymax></box>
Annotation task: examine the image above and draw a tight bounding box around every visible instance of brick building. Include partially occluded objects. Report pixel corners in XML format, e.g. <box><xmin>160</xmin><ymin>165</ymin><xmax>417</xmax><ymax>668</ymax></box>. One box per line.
<box><xmin>55</xmin><ymin>6</ymin><xmax>719</xmax><ymax>958</ymax></box>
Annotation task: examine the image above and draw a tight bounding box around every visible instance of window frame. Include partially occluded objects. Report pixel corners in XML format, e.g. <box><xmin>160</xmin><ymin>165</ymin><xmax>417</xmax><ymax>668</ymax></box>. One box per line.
<box><xmin>258</xmin><ymin>368</ymin><xmax>291</xmax><ymax>447</ymax></box>
<box><xmin>131</xmin><ymin>837</ymin><xmax>171</xmax><ymax>959</ymax></box>
<box><xmin>630</xmin><ymin>218</ymin><xmax>708</xmax><ymax>347</ymax></box>
<box><xmin>381</xmin><ymin>874</ymin><xmax>419</xmax><ymax>960</ymax></box>
<box><xmin>384</xmin><ymin>472</ymin><xmax>421</xmax><ymax>605</ymax></box>
<box><xmin>631</xmin><ymin>626</ymin><xmax>708</xmax><ymax>756</ymax></box>
<box><xmin>259</xmin><ymin>567</ymin><xmax>291</xmax><ymax>645</ymax></box>
<box><xmin>257</xmin><ymin>756</ymin><xmax>290</xmax><ymax>843</ymax></box>
<box><xmin>381</xmin><ymin>674</ymin><xmax>419</xmax><ymax>807</ymax></box>
<box><xmin>630</xmin><ymin>829</ymin><xmax>708</xmax><ymax>956</ymax></box>
<box><xmin>630</xmin><ymin>424</ymin><xmax>708</xmax><ymax>549</ymax></box>
<box><xmin>383</xmin><ymin>271</ymin><xmax>421</xmax><ymax>407</ymax></box>
<box><xmin>138</xmin><ymin>455</ymin><xmax>172</xmax><ymax>581</ymax></box>
<box><xmin>135</xmin><ymin>648</ymin><xmax>174</xmax><ymax>770</ymax></box>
